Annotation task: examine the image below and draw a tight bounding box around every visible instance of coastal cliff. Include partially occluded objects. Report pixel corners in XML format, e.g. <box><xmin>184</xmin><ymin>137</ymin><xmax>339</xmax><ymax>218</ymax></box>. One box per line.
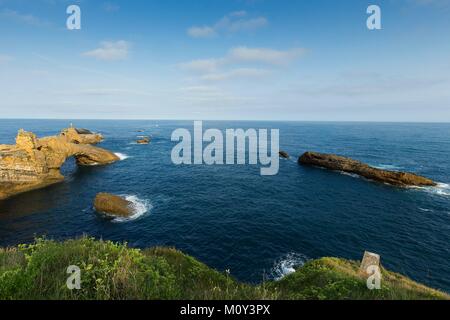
<box><xmin>0</xmin><ymin>237</ymin><xmax>447</xmax><ymax>300</ymax></box>
<box><xmin>299</xmin><ymin>152</ymin><xmax>436</xmax><ymax>187</ymax></box>
<box><xmin>0</xmin><ymin>128</ymin><xmax>119</xmax><ymax>200</ymax></box>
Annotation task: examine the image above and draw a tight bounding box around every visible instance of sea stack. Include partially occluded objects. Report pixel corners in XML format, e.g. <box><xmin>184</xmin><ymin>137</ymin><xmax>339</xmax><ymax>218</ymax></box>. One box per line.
<box><xmin>94</xmin><ymin>193</ymin><xmax>133</xmax><ymax>217</ymax></box>
<box><xmin>298</xmin><ymin>152</ymin><xmax>436</xmax><ymax>187</ymax></box>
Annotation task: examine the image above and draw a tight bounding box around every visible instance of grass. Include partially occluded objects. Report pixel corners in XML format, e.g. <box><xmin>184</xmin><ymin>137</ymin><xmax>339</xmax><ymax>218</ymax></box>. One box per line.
<box><xmin>0</xmin><ymin>237</ymin><xmax>448</xmax><ymax>300</ymax></box>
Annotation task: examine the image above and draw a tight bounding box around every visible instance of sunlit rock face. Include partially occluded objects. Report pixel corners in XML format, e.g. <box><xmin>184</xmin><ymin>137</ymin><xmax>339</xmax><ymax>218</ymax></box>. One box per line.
<box><xmin>299</xmin><ymin>152</ymin><xmax>436</xmax><ymax>187</ymax></box>
<box><xmin>94</xmin><ymin>193</ymin><xmax>134</xmax><ymax>217</ymax></box>
<box><xmin>0</xmin><ymin>128</ymin><xmax>119</xmax><ymax>200</ymax></box>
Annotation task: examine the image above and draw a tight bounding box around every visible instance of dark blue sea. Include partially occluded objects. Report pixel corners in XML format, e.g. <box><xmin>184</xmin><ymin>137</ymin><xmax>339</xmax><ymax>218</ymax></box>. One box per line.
<box><xmin>1</xmin><ymin>120</ymin><xmax>449</xmax><ymax>293</ymax></box>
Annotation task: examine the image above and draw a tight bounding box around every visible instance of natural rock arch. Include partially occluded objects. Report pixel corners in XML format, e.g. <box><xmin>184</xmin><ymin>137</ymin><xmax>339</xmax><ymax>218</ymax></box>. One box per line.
<box><xmin>0</xmin><ymin>128</ymin><xmax>119</xmax><ymax>200</ymax></box>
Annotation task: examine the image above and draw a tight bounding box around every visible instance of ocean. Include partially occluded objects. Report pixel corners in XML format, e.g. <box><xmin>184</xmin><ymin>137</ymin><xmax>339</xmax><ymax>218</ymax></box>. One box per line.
<box><xmin>0</xmin><ymin>119</ymin><xmax>449</xmax><ymax>292</ymax></box>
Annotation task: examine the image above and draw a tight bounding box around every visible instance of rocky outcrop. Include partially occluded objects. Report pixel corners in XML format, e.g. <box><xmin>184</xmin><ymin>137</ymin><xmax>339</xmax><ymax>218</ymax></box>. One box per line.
<box><xmin>299</xmin><ymin>152</ymin><xmax>436</xmax><ymax>187</ymax></box>
<box><xmin>60</xmin><ymin>127</ymin><xmax>103</xmax><ymax>145</ymax></box>
<box><xmin>136</xmin><ymin>136</ymin><xmax>150</xmax><ymax>145</ymax></box>
<box><xmin>0</xmin><ymin>128</ymin><xmax>119</xmax><ymax>200</ymax></box>
<box><xmin>94</xmin><ymin>193</ymin><xmax>133</xmax><ymax>217</ymax></box>
<box><xmin>279</xmin><ymin>151</ymin><xmax>290</xmax><ymax>159</ymax></box>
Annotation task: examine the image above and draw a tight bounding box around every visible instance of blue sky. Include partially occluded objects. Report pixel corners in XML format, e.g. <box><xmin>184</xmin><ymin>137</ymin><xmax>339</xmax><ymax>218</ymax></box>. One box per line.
<box><xmin>0</xmin><ymin>0</ymin><xmax>449</xmax><ymax>121</ymax></box>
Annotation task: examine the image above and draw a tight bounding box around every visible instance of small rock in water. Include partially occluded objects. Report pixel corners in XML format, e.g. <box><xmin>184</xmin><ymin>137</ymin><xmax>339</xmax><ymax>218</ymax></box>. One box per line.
<box><xmin>136</xmin><ymin>136</ymin><xmax>151</xmax><ymax>144</ymax></box>
<box><xmin>94</xmin><ymin>193</ymin><xmax>133</xmax><ymax>217</ymax></box>
<box><xmin>279</xmin><ymin>151</ymin><xmax>290</xmax><ymax>159</ymax></box>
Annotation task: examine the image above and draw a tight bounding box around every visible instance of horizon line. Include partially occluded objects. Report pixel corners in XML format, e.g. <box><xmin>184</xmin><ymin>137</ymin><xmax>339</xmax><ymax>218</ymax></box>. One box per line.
<box><xmin>1</xmin><ymin>118</ymin><xmax>450</xmax><ymax>124</ymax></box>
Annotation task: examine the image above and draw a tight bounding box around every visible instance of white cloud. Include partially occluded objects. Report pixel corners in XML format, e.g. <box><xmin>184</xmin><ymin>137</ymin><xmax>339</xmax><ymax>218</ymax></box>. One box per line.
<box><xmin>180</xmin><ymin>58</ymin><xmax>224</xmax><ymax>73</ymax></box>
<box><xmin>228</xmin><ymin>47</ymin><xmax>306</xmax><ymax>66</ymax></box>
<box><xmin>296</xmin><ymin>73</ymin><xmax>447</xmax><ymax>97</ymax></box>
<box><xmin>187</xmin><ymin>26</ymin><xmax>217</xmax><ymax>38</ymax></box>
<box><xmin>179</xmin><ymin>85</ymin><xmax>225</xmax><ymax>99</ymax></box>
<box><xmin>178</xmin><ymin>85</ymin><xmax>255</xmax><ymax>105</ymax></box>
<box><xmin>217</xmin><ymin>16</ymin><xmax>268</xmax><ymax>33</ymax></box>
<box><xmin>0</xmin><ymin>9</ymin><xmax>49</xmax><ymax>26</ymax></box>
<box><xmin>412</xmin><ymin>0</ymin><xmax>450</xmax><ymax>7</ymax></box>
<box><xmin>187</xmin><ymin>11</ymin><xmax>268</xmax><ymax>38</ymax></box>
<box><xmin>181</xmin><ymin>47</ymin><xmax>305</xmax><ymax>72</ymax></box>
<box><xmin>82</xmin><ymin>41</ymin><xmax>130</xmax><ymax>61</ymax></box>
<box><xmin>55</xmin><ymin>88</ymin><xmax>153</xmax><ymax>97</ymax></box>
<box><xmin>200</xmin><ymin>68</ymin><xmax>270</xmax><ymax>81</ymax></box>
<box><xmin>180</xmin><ymin>46</ymin><xmax>305</xmax><ymax>82</ymax></box>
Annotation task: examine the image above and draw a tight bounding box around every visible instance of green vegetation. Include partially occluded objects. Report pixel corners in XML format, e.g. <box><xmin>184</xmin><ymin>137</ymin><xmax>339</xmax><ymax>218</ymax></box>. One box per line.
<box><xmin>269</xmin><ymin>257</ymin><xmax>448</xmax><ymax>300</ymax></box>
<box><xmin>0</xmin><ymin>237</ymin><xmax>448</xmax><ymax>300</ymax></box>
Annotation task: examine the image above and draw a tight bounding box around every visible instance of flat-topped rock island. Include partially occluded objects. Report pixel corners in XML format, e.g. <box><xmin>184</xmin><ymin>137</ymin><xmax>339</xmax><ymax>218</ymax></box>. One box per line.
<box><xmin>0</xmin><ymin>127</ymin><xmax>119</xmax><ymax>200</ymax></box>
<box><xmin>299</xmin><ymin>151</ymin><xmax>437</xmax><ymax>187</ymax></box>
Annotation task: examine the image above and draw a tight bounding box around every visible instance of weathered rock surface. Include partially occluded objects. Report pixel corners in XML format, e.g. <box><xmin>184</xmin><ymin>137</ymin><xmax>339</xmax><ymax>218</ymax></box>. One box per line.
<box><xmin>359</xmin><ymin>251</ymin><xmax>381</xmax><ymax>276</ymax></box>
<box><xmin>279</xmin><ymin>151</ymin><xmax>290</xmax><ymax>159</ymax></box>
<box><xmin>60</xmin><ymin>127</ymin><xmax>103</xmax><ymax>145</ymax></box>
<box><xmin>94</xmin><ymin>193</ymin><xmax>133</xmax><ymax>217</ymax></box>
<box><xmin>299</xmin><ymin>152</ymin><xmax>436</xmax><ymax>187</ymax></box>
<box><xmin>0</xmin><ymin>128</ymin><xmax>119</xmax><ymax>200</ymax></box>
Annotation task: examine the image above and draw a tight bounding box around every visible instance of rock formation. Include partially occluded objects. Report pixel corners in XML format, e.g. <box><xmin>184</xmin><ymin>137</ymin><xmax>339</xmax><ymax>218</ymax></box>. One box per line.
<box><xmin>60</xmin><ymin>127</ymin><xmax>103</xmax><ymax>145</ymax></box>
<box><xmin>299</xmin><ymin>152</ymin><xmax>436</xmax><ymax>187</ymax></box>
<box><xmin>94</xmin><ymin>193</ymin><xmax>133</xmax><ymax>217</ymax></box>
<box><xmin>136</xmin><ymin>136</ymin><xmax>151</xmax><ymax>144</ymax></box>
<box><xmin>279</xmin><ymin>151</ymin><xmax>290</xmax><ymax>159</ymax></box>
<box><xmin>0</xmin><ymin>128</ymin><xmax>119</xmax><ymax>200</ymax></box>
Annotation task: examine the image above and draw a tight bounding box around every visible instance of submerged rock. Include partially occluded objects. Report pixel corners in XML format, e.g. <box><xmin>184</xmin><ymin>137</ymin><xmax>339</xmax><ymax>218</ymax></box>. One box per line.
<box><xmin>0</xmin><ymin>128</ymin><xmax>119</xmax><ymax>200</ymax></box>
<box><xmin>137</xmin><ymin>136</ymin><xmax>151</xmax><ymax>144</ymax></box>
<box><xmin>299</xmin><ymin>152</ymin><xmax>436</xmax><ymax>187</ymax></box>
<box><xmin>279</xmin><ymin>151</ymin><xmax>290</xmax><ymax>159</ymax></box>
<box><xmin>94</xmin><ymin>193</ymin><xmax>133</xmax><ymax>217</ymax></box>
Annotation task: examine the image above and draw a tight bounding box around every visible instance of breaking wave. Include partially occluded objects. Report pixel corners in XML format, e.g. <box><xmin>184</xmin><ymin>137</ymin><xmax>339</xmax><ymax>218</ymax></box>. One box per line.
<box><xmin>112</xmin><ymin>195</ymin><xmax>152</xmax><ymax>223</ymax></box>
<box><xmin>114</xmin><ymin>152</ymin><xmax>130</xmax><ymax>160</ymax></box>
<box><xmin>270</xmin><ymin>252</ymin><xmax>309</xmax><ymax>280</ymax></box>
<box><xmin>372</xmin><ymin>164</ymin><xmax>403</xmax><ymax>171</ymax></box>
<box><xmin>413</xmin><ymin>183</ymin><xmax>450</xmax><ymax>198</ymax></box>
<box><xmin>339</xmin><ymin>171</ymin><xmax>360</xmax><ymax>179</ymax></box>
<box><xmin>425</xmin><ymin>183</ymin><xmax>450</xmax><ymax>197</ymax></box>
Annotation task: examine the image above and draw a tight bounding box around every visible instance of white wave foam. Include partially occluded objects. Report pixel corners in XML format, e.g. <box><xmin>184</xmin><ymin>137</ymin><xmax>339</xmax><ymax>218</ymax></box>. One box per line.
<box><xmin>418</xmin><ymin>207</ymin><xmax>433</xmax><ymax>212</ymax></box>
<box><xmin>339</xmin><ymin>171</ymin><xmax>360</xmax><ymax>179</ymax></box>
<box><xmin>270</xmin><ymin>253</ymin><xmax>309</xmax><ymax>280</ymax></box>
<box><xmin>114</xmin><ymin>152</ymin><xmax>130</xmax><ymax>160</ymax></box>
<box><xmin>112</xmin><ymin>195</ymin><xmax>152</xmax><ymax>223</ymax></box>
<box><xmin>414</xmin><ymin>182</ymin><xmax>450</xmax><ymax>197</ymax></box>
<box><xmin>372</xmin><ymin>164</ymin><xmax>403</xmax><ymax>171</ymax></box>
<box><xmin>432</xmin><ymin>183</ymin><xmax>450</xmax><ymax>196</ymax></box>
